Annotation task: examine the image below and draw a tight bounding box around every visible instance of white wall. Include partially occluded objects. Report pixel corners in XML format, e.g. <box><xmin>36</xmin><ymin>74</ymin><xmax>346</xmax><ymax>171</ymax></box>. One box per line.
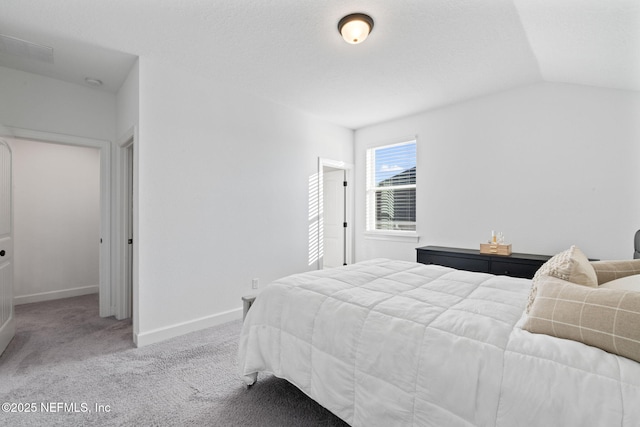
<box><xmin>0</xmin><ymin>60</ymin><xmax>354</xmax><ymax>346</ymax></box>
<box><xmin>0</xmin><ymin>66</ymin><xmax>116</xmax><ymax>141</ymax></box>
<box><xmin>355</xmin><ymin>82</ymin><xmax>640</xmax><ymax>262</ymax></box>
<box><xmin>135</xmin><ymin>57</ymin><xmax>353</xmax><ymax>345</ymax></box>
<box><xmin>9</xmin><ymin>138</ymin><xmax>100</xmax><ymax>304</ymax></box>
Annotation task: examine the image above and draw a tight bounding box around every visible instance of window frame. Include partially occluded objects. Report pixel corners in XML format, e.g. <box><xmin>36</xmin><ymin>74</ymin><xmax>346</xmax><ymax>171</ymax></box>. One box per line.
<box><xmin>365</xmin><ymin>138</ymin><xmax>418</xmax><ymax>240</ymax></box>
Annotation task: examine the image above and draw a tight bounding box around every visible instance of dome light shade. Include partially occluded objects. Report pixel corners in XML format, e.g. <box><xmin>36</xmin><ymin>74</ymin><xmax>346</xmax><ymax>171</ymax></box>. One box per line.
<box><xmin>84</xmin><ymin>77</ymin><xmax>103</xmax><ymax>87</ymax></box>
<box><xmin>338</xmin><ymin>13</ymin><xmax>374</xmax><ymax>44</ymax></box>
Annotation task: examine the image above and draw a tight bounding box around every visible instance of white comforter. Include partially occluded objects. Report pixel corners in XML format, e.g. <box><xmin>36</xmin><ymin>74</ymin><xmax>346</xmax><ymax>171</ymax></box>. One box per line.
<box><xmin>238</xmin><ymin>259</ymin><xmax>640</xmax><ymax>426</ymax></box>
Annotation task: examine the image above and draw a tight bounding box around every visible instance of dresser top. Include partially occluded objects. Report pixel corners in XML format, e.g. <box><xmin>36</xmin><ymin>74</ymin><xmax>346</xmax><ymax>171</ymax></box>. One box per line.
<box><xmin>416</xmin><ymin>245</ymin><xmax>553</xmax><ymax>262</ymax></box>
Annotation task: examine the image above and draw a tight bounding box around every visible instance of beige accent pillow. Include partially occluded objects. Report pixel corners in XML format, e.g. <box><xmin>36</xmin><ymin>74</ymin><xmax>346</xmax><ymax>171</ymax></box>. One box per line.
<box><xmin>591</xmin><ymin>260</ymin><xmax>640</xmax><ymax>285</ymax></box>
<box><xmin>600</xmin><ymin>274</ymin><xmax>640</xmax><ymax>292</ymax></box>
<box><xmin>526</xmin><ymin>246</ymin><xmax>598</xmax><ymax>313</ymax></box>
<box><xmin>523</xmin><ymin>279</ymin><xmax>640</xmax><ymax>363</ymax></box>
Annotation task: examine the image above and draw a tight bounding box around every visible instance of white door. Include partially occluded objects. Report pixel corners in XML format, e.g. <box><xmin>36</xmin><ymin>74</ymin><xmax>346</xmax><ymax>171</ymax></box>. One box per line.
<box><xmin>322</xmin><ymin>168</ymin><xmax>346</xmax><ymax>269</ymax></box>
<box><xmin>0</xmin><ymin>138</ymin><xmax>14</xmax><ymax>355</ymax></box>
<box><xmin>125</xmin><ymin>144</ymin><xmax>133</xmax><ymax>318</ymax></box>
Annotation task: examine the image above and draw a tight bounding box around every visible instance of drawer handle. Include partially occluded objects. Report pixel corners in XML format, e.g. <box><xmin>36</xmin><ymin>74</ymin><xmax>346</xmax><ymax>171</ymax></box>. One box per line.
<box><xmin>0</xmin><ymin>250</ymin><xmax>5</xmax><ymax>256</ymax></box>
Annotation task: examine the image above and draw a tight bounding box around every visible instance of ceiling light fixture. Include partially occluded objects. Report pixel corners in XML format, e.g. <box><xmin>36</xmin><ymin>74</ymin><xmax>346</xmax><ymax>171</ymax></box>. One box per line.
<box><xmin>338</xmin><ymin>13</ymin><xmax>374</xmax><ymax>45</ymax></box>
<box><xmin>84</xmin><ymin>77</ymin><xmax>103</xmax><ymax>87</ymax></box>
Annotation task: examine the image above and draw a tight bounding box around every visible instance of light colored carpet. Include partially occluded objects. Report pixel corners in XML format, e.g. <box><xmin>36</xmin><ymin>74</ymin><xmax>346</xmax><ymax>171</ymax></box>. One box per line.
<box><xmin>0</xmin><ymin>294</ymin><xmax>348</xmax><ymax>426</ymax></box>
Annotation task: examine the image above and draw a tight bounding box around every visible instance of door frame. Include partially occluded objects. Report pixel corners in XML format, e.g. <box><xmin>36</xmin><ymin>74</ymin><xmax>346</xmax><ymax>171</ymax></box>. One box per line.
<box><xmin>114</xmin><ymin>126</ymin><xmax>137</xmax><ymax>321</ymax></box>
<box><xmin>317</xmin><ymin>158</ymin><xmax>354</xmax><ymax>269</ymax></box>
<box><xmin>5</xmin><ymin>126</ymin><xmax>112</xmax><ymax>317</ymax></box>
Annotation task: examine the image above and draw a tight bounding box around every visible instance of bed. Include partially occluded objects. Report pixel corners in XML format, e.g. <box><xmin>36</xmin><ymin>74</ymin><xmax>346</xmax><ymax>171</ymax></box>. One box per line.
<box><xmin>238</xmin><ymin>258</ymin><xmax>640</xmax><ymax>426</ymax></box>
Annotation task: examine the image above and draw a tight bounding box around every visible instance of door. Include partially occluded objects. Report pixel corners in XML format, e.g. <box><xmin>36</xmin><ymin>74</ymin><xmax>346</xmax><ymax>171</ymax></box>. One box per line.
<box><xmin>115</xmin><ymin>140</ymin><xmax>133</xmax><ymax>320</ymax></box>
<box><xmin>322</xmin><ymin>168</ymin><xmax>346</xmax><ymax>268</ymax></box>
<box><xmin>0</xmin><ymin>138</ymin><xmax>14</xmax><ymax>355</ymax></box>
<box><xmin>125</xmin><ymin>144</ymin><xmax>133</xmax><ymax>318</ymax></box>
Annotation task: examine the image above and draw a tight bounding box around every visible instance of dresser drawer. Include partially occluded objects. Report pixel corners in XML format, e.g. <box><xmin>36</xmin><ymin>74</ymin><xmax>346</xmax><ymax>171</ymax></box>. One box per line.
<box><xmin>420</xmin><ymin>254</ymin><xmax>489</xmax><ymax>273</ymax></box>
<box><xmin>490</xmin><ymin>260</ymin><xmax>542</xmax><ymax>279</ymax></box>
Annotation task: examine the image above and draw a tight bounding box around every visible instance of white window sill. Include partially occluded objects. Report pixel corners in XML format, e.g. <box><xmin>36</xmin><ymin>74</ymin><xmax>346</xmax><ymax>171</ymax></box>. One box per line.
<box><xmin>364</xmin><ymin>231</ymin><xmax>420</xmax><ymax>243</ymax></box>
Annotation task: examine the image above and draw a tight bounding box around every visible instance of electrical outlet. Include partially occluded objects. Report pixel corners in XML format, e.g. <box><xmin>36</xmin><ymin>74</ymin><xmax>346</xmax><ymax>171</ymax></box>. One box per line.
<box><xmin>252</xmin><ymin>278</ymin><xmax>259</xmax><ymax>289</ymax></box>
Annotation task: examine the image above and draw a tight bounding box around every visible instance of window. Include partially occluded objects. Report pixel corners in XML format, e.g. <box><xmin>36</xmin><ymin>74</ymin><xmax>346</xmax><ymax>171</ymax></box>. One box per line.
<box><xmin>366</xmin><ymin>140</ymin><xmax>416</xmax><ymax>232</ymax></box>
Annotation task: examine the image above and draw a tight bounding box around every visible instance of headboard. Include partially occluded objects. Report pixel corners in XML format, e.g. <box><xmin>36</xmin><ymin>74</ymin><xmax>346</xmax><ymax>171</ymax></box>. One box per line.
<box><xmin>635</xmin><ymin>229</ymin><xmax>640</xmax><ymax>259</ymax></box>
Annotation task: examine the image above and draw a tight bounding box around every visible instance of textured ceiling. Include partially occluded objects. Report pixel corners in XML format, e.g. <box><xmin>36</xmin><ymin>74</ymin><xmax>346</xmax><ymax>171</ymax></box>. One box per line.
<box><xmin>0</xmin><ymin>0</ymin><xmax>638</xmax><ymax>129</ymax></box>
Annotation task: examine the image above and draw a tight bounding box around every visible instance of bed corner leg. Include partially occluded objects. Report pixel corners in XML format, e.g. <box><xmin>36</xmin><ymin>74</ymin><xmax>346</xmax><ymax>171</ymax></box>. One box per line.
<box><xmin>242</xmin><ymin>372</ymin><xmax>258</xmax><ymax>388</ymax></box>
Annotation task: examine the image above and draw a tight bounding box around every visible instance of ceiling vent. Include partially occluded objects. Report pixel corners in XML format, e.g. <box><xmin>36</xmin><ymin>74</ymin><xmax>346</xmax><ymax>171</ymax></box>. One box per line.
<box><xmin>0</xmin><ymin>34</ymin><xmax>54</xmax><ymax>63</ymax></box>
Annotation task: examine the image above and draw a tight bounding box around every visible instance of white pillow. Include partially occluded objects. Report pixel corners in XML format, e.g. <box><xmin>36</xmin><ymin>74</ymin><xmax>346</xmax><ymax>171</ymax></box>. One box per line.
<box><xmin>599</xmin><ymin>274</ymin><xmax>640</xmax><ymax>291</ymax></box>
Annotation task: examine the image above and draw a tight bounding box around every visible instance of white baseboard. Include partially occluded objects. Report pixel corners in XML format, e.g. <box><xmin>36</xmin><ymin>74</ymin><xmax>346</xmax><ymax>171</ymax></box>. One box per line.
<box><xmin>14</xmin><ymin>285</ymin><xmax>99</xmax><ymax>306</ymax></box>
<box><xmin>134</xmin><ymin>307</ymin><xmax>243</xmax><ymax>348</ymax></box>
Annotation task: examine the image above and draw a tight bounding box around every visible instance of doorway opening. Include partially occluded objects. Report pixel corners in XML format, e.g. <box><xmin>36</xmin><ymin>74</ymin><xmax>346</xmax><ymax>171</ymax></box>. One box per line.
<box><xmin>322</xmin><ymin>167</ymin><xmax>346</xmax><ymax>268</ymax></box>
<box><xmin>1</xmin><ymin>126</ymin><xmax>112</xmax><ymax>317</ymax></box>
<box><xmin>9</xmin><ymin>137</ymin><xmax>100</xmax><ymax>306</ymax></box>
<box><xmin>318</xmin><ymin>158</ymin><xmax>354</xmax><ymax>269</ymax></box>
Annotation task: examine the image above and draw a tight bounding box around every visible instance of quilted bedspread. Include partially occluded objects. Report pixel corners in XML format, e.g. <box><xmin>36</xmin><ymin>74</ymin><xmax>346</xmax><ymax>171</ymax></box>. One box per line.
<box><xmin>238</xmin><ymin>259</ymin><xmax>640</xmax><ymax>426</ymax></box>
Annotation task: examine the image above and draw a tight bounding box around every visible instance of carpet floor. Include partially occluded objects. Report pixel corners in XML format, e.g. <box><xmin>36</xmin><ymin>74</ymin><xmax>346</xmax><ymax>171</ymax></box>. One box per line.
<box><xmin>0</xmin><ymin>294</ymin><xmax>348</xmax><ymax>426</ymax></box>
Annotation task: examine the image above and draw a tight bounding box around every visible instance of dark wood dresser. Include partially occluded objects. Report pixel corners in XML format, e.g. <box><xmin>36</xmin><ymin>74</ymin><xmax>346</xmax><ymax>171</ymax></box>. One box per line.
<box><xmin>416</xmin><ymin>245</ymin><xmax>552</xmax><ymax>279</ymax></box>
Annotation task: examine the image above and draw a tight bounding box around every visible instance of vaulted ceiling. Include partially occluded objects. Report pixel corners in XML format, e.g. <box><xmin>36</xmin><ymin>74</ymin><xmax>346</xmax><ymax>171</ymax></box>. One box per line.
<box><xmin>0</xmin><ymin>0</ymin><xmax>638</xmax><ymax>129</ymax></box>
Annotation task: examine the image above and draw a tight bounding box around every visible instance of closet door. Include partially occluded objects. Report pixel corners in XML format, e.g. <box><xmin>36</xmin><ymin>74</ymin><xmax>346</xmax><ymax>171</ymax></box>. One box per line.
<box><xmin>0</xmin><ymin>138</ymin><xmax>14</xmax><ymax>356</ymax></box>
